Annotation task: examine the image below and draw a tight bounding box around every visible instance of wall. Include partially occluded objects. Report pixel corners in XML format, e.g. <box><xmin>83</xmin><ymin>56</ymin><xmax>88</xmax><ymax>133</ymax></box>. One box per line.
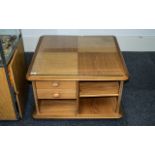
<box><xmin>0</xmin><ymin>29</ymin><xmax>20</xmax><ymax>35</ymax></box>
<box><xmin>22</xmin><ymin>29</ymin><xmax>155</xmax><ymax>52</ymax></box>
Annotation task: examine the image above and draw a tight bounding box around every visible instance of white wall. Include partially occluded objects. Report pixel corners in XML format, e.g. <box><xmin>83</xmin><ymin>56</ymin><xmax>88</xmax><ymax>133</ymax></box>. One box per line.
<box><xmin>22</xmin><ymin>29</ymin><xmax>155</xmax><ymax>52</ymax></box>
<box><xmin>0</xmin><ymin>29</ymin><xmax>20</xmax><ymax>35</ymax></box>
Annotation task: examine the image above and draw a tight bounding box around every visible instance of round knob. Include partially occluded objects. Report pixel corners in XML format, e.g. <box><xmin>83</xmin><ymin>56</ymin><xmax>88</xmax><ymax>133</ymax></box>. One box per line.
<box><xmin>52</xmin><ymin>82</ymin><xmax>59</xmax><ymax>87</ymax></box>
<box><xmin>53</xmin><ymin>93</ymin><xmax>60</xmax><ymax>98</ymax></box>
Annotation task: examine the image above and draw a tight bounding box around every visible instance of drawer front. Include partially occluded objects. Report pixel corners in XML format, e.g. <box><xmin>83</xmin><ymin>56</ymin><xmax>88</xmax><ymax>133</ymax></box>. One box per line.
<box><xmin>36</xmin><ymin>81</ymin><xmax>76</xmax><ymax>90</ymax></box>
<box><xmin>36</xmin><ymin>89</ymin><xmax>76</xmax><ymax>99</ymax></box>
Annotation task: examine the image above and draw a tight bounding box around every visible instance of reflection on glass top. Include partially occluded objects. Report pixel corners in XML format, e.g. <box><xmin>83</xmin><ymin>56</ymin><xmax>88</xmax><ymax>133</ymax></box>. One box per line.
<box><xmin>38</xmin><ymin>36</ymin><xmax>117</xmax><ymax>53</ymax></box>
<box><xmin>30</xmin><ymin>36</ymin><xmax>126</xmax><ymax>77</ymax></box>
<box><xmin>0</xmin><ymin>29</ymin><xmax>20</xmax><ymax>66</ymax></box>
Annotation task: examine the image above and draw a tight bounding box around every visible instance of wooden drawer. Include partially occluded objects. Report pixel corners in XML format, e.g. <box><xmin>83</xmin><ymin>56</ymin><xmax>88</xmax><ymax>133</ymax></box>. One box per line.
<box><xmin>36</xmin><ymin>81</ymin><xmax>76</xmax><ymax>90</ymax></box>
<box><xmin>36</xmin><ymin>89</ymin><xmax>76</xmax><ymax>99</ymax></box>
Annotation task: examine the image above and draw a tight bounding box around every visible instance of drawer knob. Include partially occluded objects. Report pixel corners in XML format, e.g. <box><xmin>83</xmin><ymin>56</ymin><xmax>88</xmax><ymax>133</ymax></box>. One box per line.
<box><xmin>52</xmin><ymin>82</ymin><xmax>59</xmax><ymax>87</ymax></box>
<box><xmin>53</xmin><ymin>93</ymin><xmax>60</xmax><ymax>98</ymax></box>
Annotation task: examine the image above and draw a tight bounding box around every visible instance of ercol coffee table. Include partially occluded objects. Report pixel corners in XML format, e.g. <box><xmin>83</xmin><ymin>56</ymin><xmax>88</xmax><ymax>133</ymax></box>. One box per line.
<box><xmin>27</xmin><ymin>36</ymin><xmax>129</xmax><ymax>119</ymax></box>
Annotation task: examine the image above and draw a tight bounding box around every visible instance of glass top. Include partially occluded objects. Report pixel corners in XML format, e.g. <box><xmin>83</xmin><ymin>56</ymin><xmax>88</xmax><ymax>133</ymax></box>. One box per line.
<box><xmin>0</xmin><ymin>29</ymin><xmax>21</xmax><ymax>67</ymax></box>
<box><xmin>29</xmin><ymin>36</ymin><xmax>127</xmax><ymax>77</ymax></box>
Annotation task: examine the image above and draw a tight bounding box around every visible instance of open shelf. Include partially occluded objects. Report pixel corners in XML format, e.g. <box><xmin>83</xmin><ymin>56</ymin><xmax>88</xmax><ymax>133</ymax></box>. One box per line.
<box><xmin>33</xmin><ymin>97</ymin><xmax>122</xmax><ymax>119</ymax></box>
<box><xmin>38</xmin><ymin>99</ymin><xmax>77</xmax><ymax>117</ymax></box>
<box><xmin>78</xmin><ymin>97</ymin><xmax>121</xmax><ymax>118</ymax></box>
<box><xmin>80</xmin><ymin>81</ymin><xmax>119</xmax><ymax>97</ymax></box>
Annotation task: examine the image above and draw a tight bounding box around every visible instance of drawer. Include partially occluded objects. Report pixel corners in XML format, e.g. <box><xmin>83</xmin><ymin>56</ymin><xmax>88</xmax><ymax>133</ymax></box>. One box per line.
<box><xmin>36</xmin><ymin>89</ymin><xmax>76</xmax><ymax>99</ymax></box>
<box><xmin>36</xmin><ymin>81</ymin><xmax>76</xmax><ymax>90</ymax></box>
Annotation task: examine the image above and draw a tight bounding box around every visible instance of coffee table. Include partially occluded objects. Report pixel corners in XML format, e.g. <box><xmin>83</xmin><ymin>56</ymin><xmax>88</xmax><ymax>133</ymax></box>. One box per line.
<box><xmin>27</xmin><ymin>36</ymin><xmax>129</xmax><ymax>119</ymax></box>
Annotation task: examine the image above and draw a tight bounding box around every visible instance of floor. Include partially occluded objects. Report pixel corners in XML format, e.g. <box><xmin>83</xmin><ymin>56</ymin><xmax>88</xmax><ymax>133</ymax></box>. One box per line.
<box><xmin>1</xmin><ymin>52</ymin><xmax>155</xmax><ymax>126</ymax></box>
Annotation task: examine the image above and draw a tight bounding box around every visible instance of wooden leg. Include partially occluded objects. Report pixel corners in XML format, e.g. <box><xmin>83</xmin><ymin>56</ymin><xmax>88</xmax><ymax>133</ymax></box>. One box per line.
<box><xmin>32</xmin><ymin>82</ymin><xmax>40</xmax><ymax>114</ymax></box>
<box><xmin>115</xmin><ymin>81</ymin><xmax>124</xmax><ymax>113</ymax></box>
<box><xmin>76</xmin><ymin>81</ymin><xmax>80</xmax><ymax>115</ymax></box>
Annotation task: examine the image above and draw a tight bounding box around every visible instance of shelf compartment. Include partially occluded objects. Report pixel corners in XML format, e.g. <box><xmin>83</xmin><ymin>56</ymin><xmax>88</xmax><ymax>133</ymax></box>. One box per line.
<box><xmin>79</xmin><ymin>81</ymin><xmax>119</xmax><ymax>97</ymax></box>
<box><xmin>78</xmin><ymin>97</ymin><xmax>121</xmax><ymax>118</ymax></box>
<box><xmin>38</xmin><ymin>99</ymin><xmax>77</xmax><ymax>117</ymax></box>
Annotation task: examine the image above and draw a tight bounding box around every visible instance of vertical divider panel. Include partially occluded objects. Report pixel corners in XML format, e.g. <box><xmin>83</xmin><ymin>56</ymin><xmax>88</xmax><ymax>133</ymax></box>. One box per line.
<box><xmin>115</xmin><ymin>81</ymin><xmax>124</xmax><ymax>113</ymax></box>
<box><xmin>76</xmin><ymin>81</ymin><xmax>80</xmax><ymax>115</ymax></box>
<box><xmin>32</xmin><ymin>81</ymin><xmax>40</xmax><ymax>114</ymax></box>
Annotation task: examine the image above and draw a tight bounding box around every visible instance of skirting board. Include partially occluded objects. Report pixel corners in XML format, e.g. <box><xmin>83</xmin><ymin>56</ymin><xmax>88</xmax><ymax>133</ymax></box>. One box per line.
<box><xmin>23</xmin><ymin>36</ymin><xmax>155</xmax><ymax>52</ymax></box>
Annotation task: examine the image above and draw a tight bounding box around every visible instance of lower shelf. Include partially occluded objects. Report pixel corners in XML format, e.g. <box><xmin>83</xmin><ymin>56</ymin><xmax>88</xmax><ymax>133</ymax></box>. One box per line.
<box><xmin>78</xmin><ymin>97</ymin><xmax>121</xmax><ymax>118</ymax></box>
<box><xmin>33</xmin><ymin>97</ymin><xmax>122</xmax><ymax>119</ymax></box>
<box><xmin>38</xmin><ymin>99</ymin><xmax>77</xmax><ymax>117</ymax></box>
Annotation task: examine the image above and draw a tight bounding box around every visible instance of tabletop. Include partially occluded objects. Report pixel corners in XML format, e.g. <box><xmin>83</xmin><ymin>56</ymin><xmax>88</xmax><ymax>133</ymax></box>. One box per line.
<box><xmin>27</xmin><ymin>36</ymin><xmax>128</xmax><ymax>81</ymax></box>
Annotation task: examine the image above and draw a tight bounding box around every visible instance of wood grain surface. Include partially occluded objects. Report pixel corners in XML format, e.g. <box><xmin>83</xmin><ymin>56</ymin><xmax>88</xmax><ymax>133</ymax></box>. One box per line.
<box><xmin>80</xmin><ymin>81</ymin><xmax>119</xmax><ymax>97</ymax></box>
<box><xmin>27</xmin><ymin>36</ymin><xmax>128</xmax><ymax>81</ymax></box>
<box><xmin>26</xmin><ymin>36</ymin><xmax>128</xmax><ymax>119</ymax></box>
<box><xmin>0</xmin><ymin>68</ymin><xmax>17</xmax><ymax>120</ymax></box>
<box><xmin>8</xmin><ymin>38</ymin><xmax>26</xmax><ymax>118</ymax></box>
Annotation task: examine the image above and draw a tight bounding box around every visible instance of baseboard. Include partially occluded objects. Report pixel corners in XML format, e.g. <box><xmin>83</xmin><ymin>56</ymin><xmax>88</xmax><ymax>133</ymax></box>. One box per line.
<box><xmin>23</xmin><ymin>36</ymin><xmax>155</xmax><ymax>52</ymax></box>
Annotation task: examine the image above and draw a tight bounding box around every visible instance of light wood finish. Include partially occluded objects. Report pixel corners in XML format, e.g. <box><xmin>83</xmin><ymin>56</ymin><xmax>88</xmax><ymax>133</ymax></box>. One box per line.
<box><xmin>27</xmin><ymin>36</ymin><xmax>129</xmax><ymax>119</ymax></box>
<box><xmin>36</xmin><ymin>89</ymin><xmax>76</xmax><ymax>99</ymax></box>
<box><xmin>33</xmin><ymin>112</ymin><xmax>122</xmax><ymax>119</ymax></box>
<box><xmin>78</xmin><ymin>97</ymin><xmax>121</xmax><ymax>118</ymax></box>
<box><xmin>76</xmin><ymin>81</ymin><xmax>80</xmax><ymax>114</ymax></box>
<box><xmin>8</xmin><ymin>39</ymin><xmax>26</xmax><ymax>117</ymax></box>
<box><xmin>28</xmin><ymin>75</ymin><xmax>128</xmax><ymax>81</ymax></box>
<box><xmin>32</xmin><ymin>82</ymin><xmax>40</xmax><ymax>113</ymax></box>
<box><xmin>0</xmin><ymin>68</ymin><xmax>17</xmax><ymax>120</ymax></box>
<box><xmin>37</xmin><ymin>36</ymin><xmax>78</xmax><ymax>52</ymax></box>
<box><xmin>0</xmin><ymin>37</ymin><xmax>26</xmax><ymax>120</ymax></box>
<box><xmin>36</xmin><ymin>81</ymin><xmax>77</xmax><ymax>99</ymax></box>
<box><xmin>78</xmin><ymin>36</ymin><xmax>117</xmax><ymax>53</ymax></box>
<box><xmin>116</xmin><ymin>81</ymin><xmax>124</xmax><ymax>112</ymax></box>
<box><xmin>36</xmin><ymin>81</ymin><xmax>76</xmax><ymax>89</ymax></box>
<box><xmin>80</xmin><ymin>81</ymin><xmax>119</xmax><ymax>97</ymax></box>
<box><xmin>33</xmin><ymin>97</ymin><xmax>122</xmax><ymax>119</ymax></box>
<box><xmin>27</xmin><ymin>36</ymin><xmax>128</xmax><ymax>81</ymax></box>
<box><xmin>79</xmin><ymin>52</ymin><xmax>125</xmax><ymax>76</ymax></box>
<box><xmin>30</xmin><ymin>52</ymin><xmax>78</xmax><ymax>76</ymax></box>
<box><xmin>38</xmin><ymin>99</ymin><xmax>76</xmax><ymax>117</ymax></box>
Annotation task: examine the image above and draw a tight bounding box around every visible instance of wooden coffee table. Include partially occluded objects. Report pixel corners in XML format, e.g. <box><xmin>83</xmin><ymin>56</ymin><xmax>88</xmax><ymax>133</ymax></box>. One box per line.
<box><xmin>27</xmin><ymin>36</ymin><xmax>129</xmax><ymax>119</ymax></box>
